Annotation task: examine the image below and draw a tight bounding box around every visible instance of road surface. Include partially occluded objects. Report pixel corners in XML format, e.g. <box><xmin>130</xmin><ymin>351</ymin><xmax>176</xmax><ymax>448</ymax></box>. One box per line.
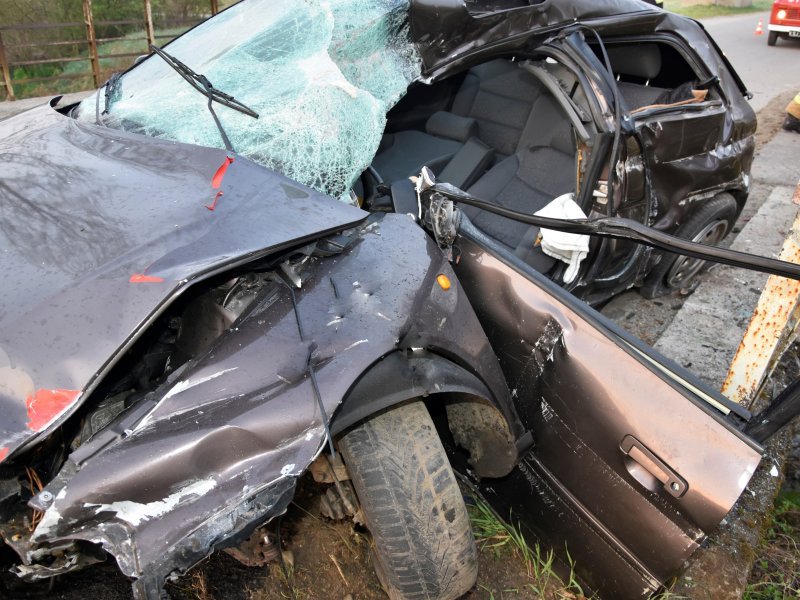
<box><xmin>701</xmin><ymin>11</ymin><xmax>800</xmax><ymax>112</ymax></box>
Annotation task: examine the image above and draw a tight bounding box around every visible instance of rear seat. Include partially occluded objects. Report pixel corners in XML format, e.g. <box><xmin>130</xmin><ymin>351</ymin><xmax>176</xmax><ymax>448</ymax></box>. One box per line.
<box><xmin>606</xmin><ymin>44</ymin><xmax>669</xmax><ymax>111</ymax></box>
<box><xmin>463</xmin><ymin>90</ymin><xmax>575</xmax><ymax>273</ymax></box>
<box><xmin>377</xmin><ymin>58</ymin><xmax>577</xmax><ymax>274</ymax></box>
<box><xmin>372</xmin><ymin>59</ymin><xmax>544</xmax><ymax>183</ymax></box>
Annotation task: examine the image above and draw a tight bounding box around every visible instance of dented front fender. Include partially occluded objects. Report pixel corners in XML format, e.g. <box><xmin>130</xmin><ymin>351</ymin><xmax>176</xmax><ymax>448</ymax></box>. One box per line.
<box><xmin>22</xmin><ymin>213</ymin><xmax>513</xmax><ymax>596</ymax></box>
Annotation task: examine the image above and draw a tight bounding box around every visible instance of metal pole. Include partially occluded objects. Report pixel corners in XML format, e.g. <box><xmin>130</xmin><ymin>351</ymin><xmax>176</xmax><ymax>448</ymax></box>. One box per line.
<box><xmin>83</xmin><ymin>0</ymin><xmax>101</xmax><ymax>88</ymax></box>
<box><xmin>143</xmin><ymin>0</ymin><xmax>155</xmax><ymax>48</ymax></box>
<box><xmin>211</xmin><ymin>0</ymin><xmax>219</xmax><ymax>16</ymax></box>
<box><xmin>0</xmin><ymin>30</ymin><xmax>15</xmax><ymax>101</ymax></box>
<box><xmin>722</xmin><ymin>184</ymin><xmax>800</xmax><ymax>407</ymax></box>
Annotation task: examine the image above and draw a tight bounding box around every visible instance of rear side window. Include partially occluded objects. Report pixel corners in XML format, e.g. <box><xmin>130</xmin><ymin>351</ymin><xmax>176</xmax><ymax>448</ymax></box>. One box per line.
<box><xmin>603</xmin><ymin>41</ymin><xmax>697</xmax><ymax>88</ymax></box>
<box><xmin>589</xmin><ymin>40</ymin><xmax>712</xmax><ymax>113</ymax></box>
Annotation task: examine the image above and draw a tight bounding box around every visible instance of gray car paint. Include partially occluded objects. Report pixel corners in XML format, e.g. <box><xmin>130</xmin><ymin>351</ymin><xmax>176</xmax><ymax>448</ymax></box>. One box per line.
<box><xmin>0</xmin><ymin>100</ymin><xmax>365</xmax><ymax>459</ymax></box>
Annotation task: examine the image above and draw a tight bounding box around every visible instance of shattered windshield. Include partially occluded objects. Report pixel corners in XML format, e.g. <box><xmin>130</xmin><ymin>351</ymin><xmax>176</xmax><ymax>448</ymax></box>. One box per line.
<box><xmin>77</xmin><ymin>0</ymin><xmax>420</xmax><ymax>199</ymax></box>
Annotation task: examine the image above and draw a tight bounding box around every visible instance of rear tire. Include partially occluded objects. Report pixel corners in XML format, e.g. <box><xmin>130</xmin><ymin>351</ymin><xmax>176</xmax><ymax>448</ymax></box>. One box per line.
<box><xmin>768</xmin><ymin>31</ymin><xmax>779</xmax><ymax>46</ymax></box>
<box><xmin>640</xmin><ymin>193</ymin><xmax>738</xmax><ymax>299</ymax></box>
<box><xmin>338</xmin><ymin>401</ymin><xmax>478</xmax><ymax>600</ymax></box>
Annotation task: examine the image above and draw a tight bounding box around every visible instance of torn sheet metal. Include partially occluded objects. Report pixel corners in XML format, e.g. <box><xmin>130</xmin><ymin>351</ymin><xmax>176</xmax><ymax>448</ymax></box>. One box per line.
<box><xmin>17</xmin><ymin>214</ymin><xmax>512</xmax><ymax>596</ymax></box>
<box><xmin>410</xmin><ymin>0</ymin><xmax>750</xmax><ymax>101</ymax></box>
<box><xmin>0</xmin><ymin>103</ymin><xmax>365</xmax><ymax>462</ymax></box>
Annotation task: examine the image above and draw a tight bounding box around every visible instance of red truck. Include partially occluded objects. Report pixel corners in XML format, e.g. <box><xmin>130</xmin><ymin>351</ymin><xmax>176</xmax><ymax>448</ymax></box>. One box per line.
<box><xmin>768</xmin><ymin>0</ymin><xmax>800</xmax><ymax>45</ymax></box>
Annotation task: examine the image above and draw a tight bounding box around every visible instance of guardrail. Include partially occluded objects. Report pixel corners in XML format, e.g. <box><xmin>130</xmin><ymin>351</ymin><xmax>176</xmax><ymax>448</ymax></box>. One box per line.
<box><xmin>0</xmin><ymin>0</ymin><xmax>223</xmax><ymax>101</ymax></box>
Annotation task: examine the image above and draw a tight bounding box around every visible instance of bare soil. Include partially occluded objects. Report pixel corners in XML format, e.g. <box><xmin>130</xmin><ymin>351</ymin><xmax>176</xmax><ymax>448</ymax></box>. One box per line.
<box><xmin>755</xmin><ymin>90</ymin><xmax>796</xmax><ymax>151</ymax></box>
<box><xmin>162</xmin><ymin>479</ymin><xmax>564</xmax><ymax>600</ymax></box>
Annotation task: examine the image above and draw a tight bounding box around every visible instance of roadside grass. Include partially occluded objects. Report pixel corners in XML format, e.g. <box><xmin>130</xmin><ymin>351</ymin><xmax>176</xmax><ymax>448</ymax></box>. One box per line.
<box><xmin>663</xmin><ymin>0</ymin><xmax>772</xmax><ymax>19</ymax></box>
<box><xmin>745</xmin><ymin>490</ymin><xmax>800</xmax><ymax>599</ymax></box>
<box><xmin>62</xmin><ymin>27</ymin><xmax>186</xmax><ymax>76</ymax></box>
<box><xmin>6</xmin><ymin>27</ymin><xmax>186</xmax><ymax>100</ymax></box>
<box><xmin>469</xmin><ymin>501</ymin><xmax>587</xmax><ymax>599</ymax></box>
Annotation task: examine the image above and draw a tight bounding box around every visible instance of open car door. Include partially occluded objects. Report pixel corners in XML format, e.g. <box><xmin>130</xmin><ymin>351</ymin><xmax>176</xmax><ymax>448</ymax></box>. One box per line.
<box><xmin>449</xmin><ymin>220</ymin><xmax>762</xmax><ymax>598</ymax></box>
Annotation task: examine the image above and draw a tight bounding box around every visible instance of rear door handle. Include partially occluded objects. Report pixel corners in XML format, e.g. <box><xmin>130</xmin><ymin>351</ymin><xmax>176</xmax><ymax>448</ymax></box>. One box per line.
<box><xmin>621</xmin><ymin>435</ymin><xmax>687</xmax><ymax>498</ymax></box>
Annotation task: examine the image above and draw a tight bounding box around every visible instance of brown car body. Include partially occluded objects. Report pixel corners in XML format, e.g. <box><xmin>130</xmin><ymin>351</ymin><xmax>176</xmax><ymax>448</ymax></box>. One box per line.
<box><xmin>0</xmin><ymin>1</ymin><xmax>792</xmax><ymax>599</ymax></box>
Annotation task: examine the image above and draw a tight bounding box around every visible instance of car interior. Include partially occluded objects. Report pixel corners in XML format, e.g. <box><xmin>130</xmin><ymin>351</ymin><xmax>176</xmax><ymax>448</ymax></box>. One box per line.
<box><xmin>595</xmin><ymin>40</ymin><xmax>713</xmax><ymax>113</ymax></box>
<box><xmin>361</xmin><ymin>41</ymin><xmax>707</xmax><ymax>279</ymax></box>
<box><xmin>365</xmin><ymin>55</ymin><xmax>584</xmax><ymax>275</ymax></box>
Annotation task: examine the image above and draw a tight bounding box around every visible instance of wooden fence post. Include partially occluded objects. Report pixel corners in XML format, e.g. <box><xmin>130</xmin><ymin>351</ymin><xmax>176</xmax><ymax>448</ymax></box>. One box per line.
<box><xmin>211</xmin><ymin>0</ymin><xmax>219</xmax><ymax>16</ymax></box>
<box><xmin>83</xmin><ymin>0</ymin><xmax>101</xmax><ymax>87</ymax></box>
<box><xmin>143</xmin><ymin>0</ymin><xmax>155</xmax><ymax>48</ymax></box>
<box><xmin>0</xmin><ymin>30</ymin><xmax>15</xmax><ymax>101</ymax></box>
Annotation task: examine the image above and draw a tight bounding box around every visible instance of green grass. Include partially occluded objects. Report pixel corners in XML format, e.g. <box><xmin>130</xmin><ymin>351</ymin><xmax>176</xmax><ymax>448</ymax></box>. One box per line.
<box><xmin>469</xmin><ymin>501</ymin><xmax>587</xmax><ymax>599</ymax></box>
<box><xmin>744</xmin><ymin>490</ymin><xmax>800</xmax><ymax>599</ymax></box>
<box><xmin>663</xmin><ymin>0</ymin><xmax>772</xmax><ymax>19</ymax></box>
<box><xmin>4</xmin><ymin>27</ymin><xmax>187</xmax><ymax>100</ymax></box>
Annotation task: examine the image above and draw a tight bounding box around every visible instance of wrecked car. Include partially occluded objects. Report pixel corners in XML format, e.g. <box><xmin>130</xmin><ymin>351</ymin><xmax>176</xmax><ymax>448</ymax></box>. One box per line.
<box><xmin>0</xmin><ymin>1</ymin><xmax>795</xmax><ymax>599</ymax></box>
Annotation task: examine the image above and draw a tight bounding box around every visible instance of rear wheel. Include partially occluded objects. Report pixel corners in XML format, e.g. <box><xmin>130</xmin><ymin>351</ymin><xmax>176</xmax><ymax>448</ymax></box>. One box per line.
<box><xmin>640</xmin><ymin>193</ymin><xmax>738</xmax><ymax>299</ymax></box>
<box><xmin>768</xmin><ymin>31</ymin><xmax>779</xmax><ymax>46</ymax></box>
<box><xmin>338</xmin><ymin>401</ymin><xmax>478</xmax><ymax>600</ymax></box>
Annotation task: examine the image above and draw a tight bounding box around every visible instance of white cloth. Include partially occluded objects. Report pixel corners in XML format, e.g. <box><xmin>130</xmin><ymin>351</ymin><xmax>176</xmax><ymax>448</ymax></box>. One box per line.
<box><xmin>533</xmin><ymin>193</ymin><xmax>590</xmax><ymax>284</ymax></box>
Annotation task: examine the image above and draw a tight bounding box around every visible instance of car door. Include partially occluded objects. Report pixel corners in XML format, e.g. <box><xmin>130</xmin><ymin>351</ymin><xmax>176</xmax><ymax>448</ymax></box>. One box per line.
<box><xmin>558</xmin><ymin>32</ymin><xmax>755</xmax><ymax>300</ymax></box>
<box><xmin>590</xmin><ymin>34</ymin><xmax>755</xmax><ymax>234</ymax></box>
<box><xmin>449</xmin><ymin>222</ymin><xmax>762</xmax><ymax>598</ymax></box>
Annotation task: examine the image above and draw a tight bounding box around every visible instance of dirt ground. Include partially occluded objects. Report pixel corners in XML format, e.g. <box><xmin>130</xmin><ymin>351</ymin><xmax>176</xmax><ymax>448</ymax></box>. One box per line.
<box><xmin>161</xmin><ymin>479</ymin><xmax>569</xmax><ymax>600</ymax></box>
<box><xmin>754</xmin><ymin>90</ymin><xmax>795</xmax><ymax>150</ymax></box>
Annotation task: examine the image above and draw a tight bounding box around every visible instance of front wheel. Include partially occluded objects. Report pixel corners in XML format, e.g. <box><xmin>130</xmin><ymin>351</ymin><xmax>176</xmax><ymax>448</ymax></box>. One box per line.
<box><xmin>768</xmin><ymin>31</ymin><xmax>779</xmax><ymax>46</ymax></box>
<box><xmin>338</xmin><ymin>401</ymin><xmax>478</xmax><ymax>600</ymax></box>
<box><xmin>640</xmin><ymin>193</ymin><xmax>738</xmax><ymax>299</ymax></box>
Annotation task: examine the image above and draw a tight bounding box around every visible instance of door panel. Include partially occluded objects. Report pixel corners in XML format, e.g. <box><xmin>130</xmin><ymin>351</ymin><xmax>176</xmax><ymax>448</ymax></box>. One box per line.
<box><xmin>452</xmin><ymin>231</ymin><xmax>762</xmax><ymax>597</ymax></box>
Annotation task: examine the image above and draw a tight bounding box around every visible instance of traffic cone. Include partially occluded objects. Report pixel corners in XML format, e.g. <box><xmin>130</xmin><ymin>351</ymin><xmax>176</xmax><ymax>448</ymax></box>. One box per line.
<box><xmin>754</xmin><ymin>19</ymin><xmax>764</xmax><ymax>35</ymax></box>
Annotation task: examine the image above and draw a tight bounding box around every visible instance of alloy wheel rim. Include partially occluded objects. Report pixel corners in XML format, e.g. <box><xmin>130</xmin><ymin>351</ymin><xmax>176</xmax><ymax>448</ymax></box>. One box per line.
<box><xmin>666</xmin><ymin>219</ymin><xmax>729</xmax><ymax>289</ymax></box>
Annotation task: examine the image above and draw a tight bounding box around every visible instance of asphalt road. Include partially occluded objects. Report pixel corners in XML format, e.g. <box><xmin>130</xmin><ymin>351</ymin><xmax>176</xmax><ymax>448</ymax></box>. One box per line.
<box><xmin>701</xmin><ymin>11</ymin><xmax>800</xmax><ymax>112</ymax></box>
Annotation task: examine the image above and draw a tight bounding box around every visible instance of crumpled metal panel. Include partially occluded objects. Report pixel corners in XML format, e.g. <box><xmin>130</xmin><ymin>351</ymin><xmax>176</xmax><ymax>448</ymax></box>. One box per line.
<box><xmin>451</xmin><ymin>223</ymin><xmax>762</xmax><ymax>597</ymax></box>
<box><xmin>24</xmin><ymin>214</ymin><xmax>512</xmax><ymax>595</ymax></box>
<box><xmin>410</xmin><ymin>0</ymin><xmax>748</xmax><ymax>92</ymax></box>
<box><xmin>0</xmin><ymin>104</ymin><xmax>365</xmax><ymax>462</ymax></box>
<box><xmin>410</xmin><ymin>0</ymin><xmax>661</xmax><ymax>77</ymax></box>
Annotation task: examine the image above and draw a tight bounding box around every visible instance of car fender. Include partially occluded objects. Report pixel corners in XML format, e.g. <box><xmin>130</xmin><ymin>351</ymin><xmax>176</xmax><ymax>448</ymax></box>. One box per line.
<box><xmin>16</xmin><ymin>213</ymin><xmax>519</xmax><ymax>597</ymax></box>
<box><xmin>332</xmin><ymin>349</ymin><xmax>521</xmax><ymax>478</ymax></box>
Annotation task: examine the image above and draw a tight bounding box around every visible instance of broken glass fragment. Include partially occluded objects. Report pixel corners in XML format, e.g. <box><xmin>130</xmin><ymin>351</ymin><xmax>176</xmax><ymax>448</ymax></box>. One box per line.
<box><xmin>78</xmin><ymin>0</ymin><xmax>420</xmax><ymax>200</ymax></box>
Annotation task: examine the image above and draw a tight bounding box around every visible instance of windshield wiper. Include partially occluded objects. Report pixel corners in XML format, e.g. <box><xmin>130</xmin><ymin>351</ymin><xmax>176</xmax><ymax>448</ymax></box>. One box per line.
<box><xmin>149</xmin><ymin>44</ymin><xmax>259</xmax><ymax>153</ymax></box>
<box><xmin>103</xmin><ymin>72</ymin><xmax>122</xmax><ymax>115</ymax></box>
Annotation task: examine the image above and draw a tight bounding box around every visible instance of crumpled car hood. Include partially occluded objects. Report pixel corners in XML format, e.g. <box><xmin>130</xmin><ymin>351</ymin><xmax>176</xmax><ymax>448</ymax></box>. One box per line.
<box><xmin>0</xmin><ymin>102</ymin><xmax>365</xmax><ymax>461</ymax></box>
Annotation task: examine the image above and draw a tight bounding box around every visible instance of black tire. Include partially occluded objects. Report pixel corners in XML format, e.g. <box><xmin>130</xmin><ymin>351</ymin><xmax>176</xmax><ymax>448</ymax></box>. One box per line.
<box><xmin>768</xmin><ymin>31</ymin><xmax>779</xmax><ymax>46</ymax></box>
<box><xmin>338</xmin><ymin>401</ymin><xmax>478</xmax><ymax>600</ymax></box>
<box><xmin>640</xmin><ymin>193</ymin><xmax>738</xmax><ymax>299</ymax></box>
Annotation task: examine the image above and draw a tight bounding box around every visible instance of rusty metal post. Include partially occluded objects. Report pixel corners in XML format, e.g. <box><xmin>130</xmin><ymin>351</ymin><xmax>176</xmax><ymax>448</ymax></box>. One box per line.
<box><xmin>83</xmin><ymin>0</ymin><xmax>101</xmax><ymax>87</ymax></box>
<box><xmin>721</xmin><ymin>182</ymin><xmax>800</xmax><ymax>407</ymax></box>
<box><xmin>211</xmin><ymin>0</ymin><xmax>220</xmax><ymax>16</ymax></box>
<box><xmin>0</xmin><ymin>30</ymin><xmax>15</xmax><ymax>101</ymax></box>
<box><xmin>143</xmin><ymin>0</ymin><xmax>156</xmax><ymax>48</ymax></box>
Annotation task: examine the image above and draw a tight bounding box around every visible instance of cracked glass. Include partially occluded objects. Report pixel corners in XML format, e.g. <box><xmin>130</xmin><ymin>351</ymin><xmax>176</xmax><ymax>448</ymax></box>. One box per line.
<box><xmin>78</xmin><ymin>0</ymin><xmax>420</xmax><ymax>199</ymax></box>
